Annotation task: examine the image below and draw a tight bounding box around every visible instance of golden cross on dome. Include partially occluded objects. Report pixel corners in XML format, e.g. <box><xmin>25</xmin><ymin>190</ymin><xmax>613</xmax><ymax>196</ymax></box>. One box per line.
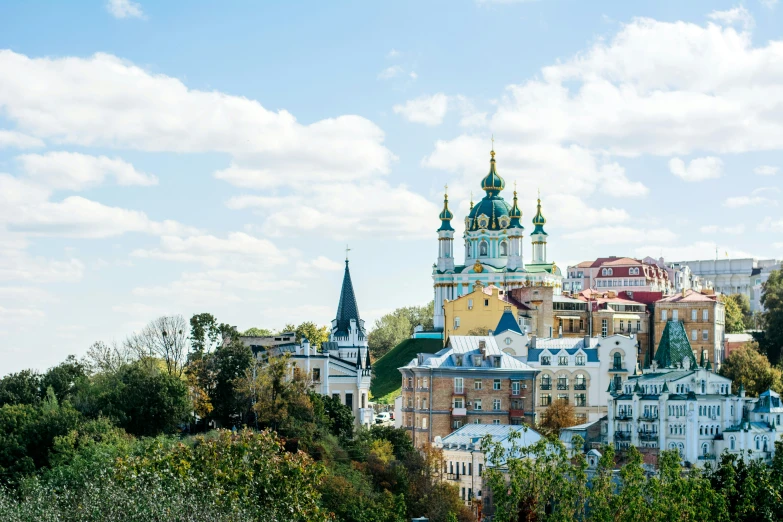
<box><xmin>491</xmin><ymin>134</ymin><xmax>494</xmax><ymax>150</ymax></box>
<box><xmin>444</xmin><ymin>183</ymin><xmax>448</xmax><ymax>195</ymax></box>
<box><xmin>345</xmin><ymin>244</ymin><xmax>351</xmax><ymax>261</ymax></box>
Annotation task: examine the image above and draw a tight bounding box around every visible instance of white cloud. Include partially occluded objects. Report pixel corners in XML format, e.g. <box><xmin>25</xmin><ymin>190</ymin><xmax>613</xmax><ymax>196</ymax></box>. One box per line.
<box><xmin>0</xmin><ymin>247</ymin><xmax>85</xmax><ymax>283</ymax></box>
<box><xmin>707</xmin><ymin>7</ymin><xmax>754</xmax><ymax>30</ymax></box>
<box><xmin>393</xmin><ymin>93</ymin><xmax>450</xmax><ymax>126</ymax></box>
<box><xmin>761</xmin><ymin>0</ymin><xmax>779</xmax><ymax>9</ymax></box>
<box><xmin>17</xmin><ymin>151</ymin><xmax>157</xmax><ymax>190</ymax></box>
<box><xmin>295</xmin><ymin>256</ymin><xmax>345</xmax><ymax>277</ymax></box>
<box><xmin>131</xmin><ymin>232</ymin><xmax>289</xmax><ymax>268</ymax></box>
<box><xmin>700</xmin><ymin>224</ymin><xmax>745</xmax><ymax>234</ymax></box>
<box><xmin>106</xmin><ymin>0</ymin><xmax>144</xmax><ymax>19</ymax></box>
<box><xmin>724</xmin><ymin>188</ymin><xmax>778</xmax><ymax>208</ymax></box>
<box><xmin>387</xmin><ymin>49</ymin><xmax>400</xmax><ymax>59</ymax></box>
<box><xmin>0</xmin><ymin>51</ymin><xmax>394</xmax><ymax>183</ymax></box>
<box><xmin>378</xmin><ymin>65</ymin><xmax>405</xmax><ymax>80</ymax></box>
<box><xmin>227</xmin><ymin>181</ymin><xmax>440</xmax><ymax>239</ymax></box>
<box><xmin>669</xmin><ymin>157</ymin><xmax>723</xmax><ymax>182</ymax></box>
<box><xmin>0</xmin><ymin>306</ymin><xmax>45</xmax><ymax>324</ymax></box>
<box><xmin>0</xmin><ymin>130</ymin><xmax>44</xmax><ymax>149</ymax></box>
<box><xmin>754</xmin><ymin>165</ymin><xmax>778</xmax><ymax>176</ymax></box>
<box><xmin>634</xmin><ymin>241</ymin><xmax>756</xmax><ymax>262</ymax></box>
<box><xmin>759</xmin><ymin>216</ymin><xmax>783</xmax><ymax>232</ymax></box>
<box><xmin>563</xmin><ymin>226</ymin><xmax>676</xmax><ymax>245</ymax></box>
<box><xmin>598</xmin><ymin>163</ymin><xmax>649</xmax><ymax>197</ymax></box>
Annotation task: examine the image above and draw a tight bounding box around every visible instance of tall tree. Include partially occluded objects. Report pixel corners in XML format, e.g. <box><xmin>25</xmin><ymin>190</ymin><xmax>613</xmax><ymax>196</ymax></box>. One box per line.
<box><xmin>84</xmin><ymin>340</ymin><xmax>133</xmax><ymax>374</ymax></box>
<box><xmin>539</xmin><ymin>398</ymin><xmax>577</xmax><ymax>434</ymax></box>
<box><xmin>0</xmin><ymin>370</ymin><xmax>42</xmax><ymax>407</ymax></box>
<box><xmin>242</xmin><ymin>327</ymin><xmax>273</xmax><ymax>337</ymax></box>
<box><xmin>761</xmin><ymin>266</ymin><xmax>783</xmax><ymax>365</ymax></box>
<box><xmin>282</xmin><ymin>322</ymin><xmax>331</xmax><ymax>348</ymax></box>
<box><xmin>206</xmin><ymin>337</ymin><xmax>253</xmax><ymax>427</ymax></box>
<box><xmin>368</xmin><ymin>302</ymin><xmax>435</xmax><ymax>359</ymax></box>
<box><xmin>722</xmin><ymin>294</ymin><xmax>747</xmax><ymax>334</ymax></box>
<box><xmin>719</xmin><ymin>342</ymin><xmax>783</xmax><ymax>396</ymax></box>
<box><xmin>126</xmin><ymin>315</ymin><xmax>189</xmax><ymax>377</ymax></box>
<box><xmin>41</xmin><ymin>355</ymin><xmax>87</xmax><ymax>404</ymax></box>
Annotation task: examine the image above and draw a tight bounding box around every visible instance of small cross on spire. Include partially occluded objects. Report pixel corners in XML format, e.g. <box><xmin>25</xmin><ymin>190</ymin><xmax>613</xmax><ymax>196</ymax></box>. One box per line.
<box><xmin>491</xmin><ymin>134</ymin><xmax>495</xmax><ymax>151</ymax></box>
<box><xmin>345</xmin><ymin>244</ymin><xmax>351</xmax><ymax>261</ymax></box>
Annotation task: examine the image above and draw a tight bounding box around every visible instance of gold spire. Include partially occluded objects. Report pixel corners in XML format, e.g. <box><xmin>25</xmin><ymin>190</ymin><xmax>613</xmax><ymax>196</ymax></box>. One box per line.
<box><xmin>490</xmin><ymin>134</ymin><xmax>495</xmax><ymax>159</ymax></box>
<box><xmin>470</xmin><ymin>190</ymin><xmax>474</xmax><ymax>209</ymax></box>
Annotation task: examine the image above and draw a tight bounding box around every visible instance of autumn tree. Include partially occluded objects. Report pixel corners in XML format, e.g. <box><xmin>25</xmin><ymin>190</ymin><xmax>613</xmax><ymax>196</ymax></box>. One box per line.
<box><xmin>539</xmin><ymin>398</ymin><xmax>577</xmax><ymax>434</ymax></box>
<box><xmin>719</xmin><ymin>342</ymin><xmax>783</xmax><ymax>396</ymax></box>
<box><xmin>282</xmin><ymin>321</ymin><xmax>331</xmax><ymax>349</ymax></box>
<box><xmin>722</xmin><ymin>295</ymin><xmax>747</xmax><ymax>334</ymax></box>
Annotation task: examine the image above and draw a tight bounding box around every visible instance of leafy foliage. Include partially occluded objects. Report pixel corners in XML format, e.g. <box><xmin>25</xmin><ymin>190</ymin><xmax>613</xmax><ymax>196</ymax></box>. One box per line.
<box><xmin>367</xmin><ymin>302</ymin><xmax>434</xmax><ymax>359</ymax></box>
<box><xmin>723</xmin><ymin>294</ymin><xmax>747</xmax><ymax>334</ymax></box>
<box><xmin>719</xmin><ymin>343</ymin><xmax>782</xmax><ymax>396</ymax></box>
<box><xmin>539</xmin><ymin>398</ymin><xmax>577</xmax><ymax>434</ymax></box>
<box><xmin>282</xmin><ymin>321</ymin><xmax>331</xmax><ymax>348</ymax></box>
<box><xmin>760</xmin><ymin>266</ymin><xmax>783</xmax><ymax>365</ymax></box>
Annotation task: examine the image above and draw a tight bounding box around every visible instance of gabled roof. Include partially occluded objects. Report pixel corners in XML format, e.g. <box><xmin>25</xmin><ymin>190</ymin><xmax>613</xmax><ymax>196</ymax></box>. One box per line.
<box><xmin>334</xmin><ymin>260</ymin><xmax>364</xmax><ymax>337</ymax></box>
<box><xmin>654</xmin><ymin>321</ymin><xmax>697</xmax><ymax>369</ymax></box>
<box><xmin>657</xmin><ymin>289</ymin><xmax>719</xmax><ymax>303</ymax></box>
<box><xmin>405</xmin><ymin>336</ymin><xmax>537</xmax><ymax>371</ymax></box>
<box><xmin>494</xmin><ymin>309</ymin><xmax>523</xmax><ymax>335</ymax></box>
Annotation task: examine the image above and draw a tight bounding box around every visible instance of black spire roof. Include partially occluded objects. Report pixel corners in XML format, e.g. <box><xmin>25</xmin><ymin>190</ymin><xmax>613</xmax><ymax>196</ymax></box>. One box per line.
<box><xmin>335</xmin><ymin>260</ymin><xmax>364</xmax><ymax>338</ymax></box>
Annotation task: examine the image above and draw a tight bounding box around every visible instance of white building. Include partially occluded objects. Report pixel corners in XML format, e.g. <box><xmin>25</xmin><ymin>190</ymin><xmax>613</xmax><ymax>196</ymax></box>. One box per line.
<box><xmin>525</xmin><ymin>334</ymin><xmax>638</xmax><ymax>423</ymax></box>
<box><xmin>608</xmin><ymin>320</ymin><xmax>782</xmax><ymax>466</ymax></box>
<box><xmin>244</xmin><ymin>259</ymin><xmax>373</xmax><ymax>428</ymax></box>
<box><xmin>434</xmin><ymin>423</ymin><xmax>543</xmax><ymax>507</ymax></box>
<box><xmin>673</xmin><ymin>258</ymin><xmax>782</xmax><ymax>311</ymax></box>
<box><xmin>433</xmin><ymin>148</ymin><xmax>562</xmax><ymax>332</ymax></box>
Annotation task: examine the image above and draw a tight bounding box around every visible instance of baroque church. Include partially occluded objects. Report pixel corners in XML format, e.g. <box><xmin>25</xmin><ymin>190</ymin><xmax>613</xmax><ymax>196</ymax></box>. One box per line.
<box><xmin>433</xmin><ymin>148</ymin><xmax>563</xmax><ymax>331</ymax></box>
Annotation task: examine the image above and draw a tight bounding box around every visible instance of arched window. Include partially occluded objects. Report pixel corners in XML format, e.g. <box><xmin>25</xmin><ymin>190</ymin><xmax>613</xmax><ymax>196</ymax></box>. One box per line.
<box><xmin>479</xmin><ymin>240</ymin><xmax>488</xmax><ymax>256</ymax></box>
<box><xmin>763</xmin><ymin>437</ymin><xmax>769</xmax><ymax>452</ymax></box>
<box><xmin>575</xmin><ymin>374</ymin><xmax>586</xmax><ymax>389</ymax></box>
<box><xmin>730</xmin><ymin>437</ymin><xmax>736</xmax><ymax>450</ymax></box>
<box><xmin>500</xmin><ymin>241</ymin><xmax>508</xmax><ymax>256</ymax></box>
<box><xmin>541</xmin><ymin>374</ymin><xmax>551</xmax><ymax>389</ymax></box>
<box><xmin>613</xmin><ymin>353</ymin><xmax>622</xmax><ymax>369</ymax></box>
<box><xmin>756</xmin><ymin>436</ymin><xmax>761</xmax><ymax>450</ymax></box>
<box><xmin>702</xmin><ymin>443</ymin><xmax>709</xmax><ymax>456</ymax></box>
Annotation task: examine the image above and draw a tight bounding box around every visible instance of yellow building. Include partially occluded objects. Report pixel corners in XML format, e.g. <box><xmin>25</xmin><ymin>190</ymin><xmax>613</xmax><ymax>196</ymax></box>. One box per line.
<box><xmin>443</xmin><ymin>282</ymin><xmax>524</xmax><ymax>344</ymax></box>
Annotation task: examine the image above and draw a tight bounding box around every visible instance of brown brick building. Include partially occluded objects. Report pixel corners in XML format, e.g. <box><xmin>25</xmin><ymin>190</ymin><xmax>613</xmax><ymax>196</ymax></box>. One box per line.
<box><xmin>398</xmin><ymin>336</ymin><xmax>539</xmax><ymax>447</ymax></box>
<box><xmin>653</xmin><ymin>289</ymin><xmax>725</xmax><ymax>366</ymax></box>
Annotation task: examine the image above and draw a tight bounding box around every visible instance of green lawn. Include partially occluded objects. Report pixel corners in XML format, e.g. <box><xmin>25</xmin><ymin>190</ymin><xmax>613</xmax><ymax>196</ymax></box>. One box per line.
<box><xmin>370</xmin><ymin>338</ymin><xmax>443</xmax><ymax>403</ymax></box>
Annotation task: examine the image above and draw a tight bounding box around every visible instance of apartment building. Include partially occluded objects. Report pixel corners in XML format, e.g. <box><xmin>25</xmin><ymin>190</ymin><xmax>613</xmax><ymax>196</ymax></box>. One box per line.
<box><xmin>654</xmin><ymin>289</ymin><xmax>725</xmax><ymax>366</ymax></box>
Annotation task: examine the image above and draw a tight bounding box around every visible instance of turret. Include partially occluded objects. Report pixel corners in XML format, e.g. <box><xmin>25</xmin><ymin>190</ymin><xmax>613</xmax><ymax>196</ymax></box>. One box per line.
<box><xmin>506</xmin><ymin>186</ymin><xmax>525</xmax><ymax>271</ymax></box>
<box><xmin>437</xmin><ymin>187</ymin><xmax>455</xmax><ymax>272</ymax></box>
<box><xmin>531</xmin><ymin>192</ymin><xmax>548</xmax><ymax>264</ymax></box>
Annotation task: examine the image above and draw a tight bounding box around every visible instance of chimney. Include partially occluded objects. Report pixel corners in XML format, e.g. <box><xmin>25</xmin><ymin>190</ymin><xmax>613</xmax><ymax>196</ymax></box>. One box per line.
<box><xmin>302</xmin><ymin>338</ymin><xmax>311</xmax><ymax>357</ymax></box>
<box><xmin>584</xmin><ymin>335</ymin><xmax>590</xmax><ymax>348</ymax></box>
<box><xmin>479</xmin><ymin>340</ymin><xmax>486</xmax><ymax>357</ymax></box>
<box><xmin>558</xmin><ymin>325</ymin><xmax>563</xmax><ymax>339</ymax></box>
<box><xmin>530</xmin><ymin>335</ymin><xmax>537</xmax><ymax>349</ymax></box>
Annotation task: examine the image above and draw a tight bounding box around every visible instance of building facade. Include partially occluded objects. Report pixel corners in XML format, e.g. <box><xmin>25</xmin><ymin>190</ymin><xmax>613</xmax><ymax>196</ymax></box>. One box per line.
<box><xmin>564</xmin><ymin>257</ymin><xmax>673</xmax><ymax>296</ymax></box>
<box><xmin>433</xmin><ymin>148</ymin><xmax>562</xmax><ymax>332</ymax></box>
<box><xmin>526</xmin><ymin>334</ymin><xmax>637</xmax><ymax>423</ymax></box>
<box><xmin>653</xmin><ymin>289</ymin><xmax>725</xmax><ymax>366</ymax></box>
<box><xmin>442</xmin><ymin>282</ymin><xmax>529</xmax><ymax>343</ymax></box>
<box><xmin>243</xmin><ymin>259</ymin><xmax>373</xmax><ymax>428</ymax></box>
<box><xmin>608</xmin><ymin>321</ymin><xmax>782</xmax><ymax>466</ymax></box>
<box><xmin>673</xmin><ymin>258</ymin><xmax>782</xmax><ymax>311</ymax></box>
<box><xmin>398</xmin><ymin>336</ymin><xmax>539</xmax><ymax>447</ymax></box>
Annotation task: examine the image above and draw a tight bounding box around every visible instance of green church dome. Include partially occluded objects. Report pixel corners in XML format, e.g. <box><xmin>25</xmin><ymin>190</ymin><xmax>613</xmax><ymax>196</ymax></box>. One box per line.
<box><xmin>465</xmin><ymin>150</ymin><xmax>513</xmax><ymax>231</ymax></box>
<box><xmin>438</xmin><ymin>191</ymin><xmax>454</xmax><ymax>231</ymax></box>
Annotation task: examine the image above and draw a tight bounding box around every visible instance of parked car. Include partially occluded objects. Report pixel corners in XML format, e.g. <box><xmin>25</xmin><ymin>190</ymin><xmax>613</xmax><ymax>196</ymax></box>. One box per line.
<box><xmin>375</xmin><ymin>412</ymin><xmax>391</xmax><ymax>424</ymax></box>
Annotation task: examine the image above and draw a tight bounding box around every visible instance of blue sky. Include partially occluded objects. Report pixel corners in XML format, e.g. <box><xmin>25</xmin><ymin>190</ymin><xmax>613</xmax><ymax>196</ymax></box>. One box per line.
<box><xmin>1</xmin><ymin>0</ymin><xmax>782</xmax><ymax>372</ymax></box>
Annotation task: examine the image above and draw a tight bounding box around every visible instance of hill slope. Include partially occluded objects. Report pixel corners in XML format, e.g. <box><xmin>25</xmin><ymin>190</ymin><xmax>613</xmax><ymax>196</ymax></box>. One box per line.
<box><xmin>370</xmin><ymin>338</ymin><xmax>443</xmax><ymax>402</ymax></box>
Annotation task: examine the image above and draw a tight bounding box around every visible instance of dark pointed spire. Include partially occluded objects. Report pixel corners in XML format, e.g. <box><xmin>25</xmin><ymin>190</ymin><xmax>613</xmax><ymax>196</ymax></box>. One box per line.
<box><xmin>335</xmin><ymin>259</ymin><xmax>363</xmax><ymax>338</ymax></box>
<box><xmin>365</xmin><ymin>348</ymin><xmax>371</xmax><ymax>369</ymax></box>
<box><xmin>356</xmin><ymin>346</ymin><xmax>362</xmax><ymax>369</ymax></box>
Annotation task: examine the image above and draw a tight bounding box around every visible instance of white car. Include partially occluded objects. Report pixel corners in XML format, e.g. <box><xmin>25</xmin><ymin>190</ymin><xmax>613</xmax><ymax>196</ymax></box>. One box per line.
<box><xmin>375</xmin><ymin>412</ymin><xmax>391</xmax><ymax>424</ymax></box>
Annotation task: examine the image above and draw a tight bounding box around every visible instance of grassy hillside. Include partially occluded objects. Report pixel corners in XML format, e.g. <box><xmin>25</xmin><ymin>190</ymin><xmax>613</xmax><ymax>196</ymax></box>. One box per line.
<box><xmin>370</xmin><ymin>338</ymin><xmax>443</xmax><ymax>403</ymax></box>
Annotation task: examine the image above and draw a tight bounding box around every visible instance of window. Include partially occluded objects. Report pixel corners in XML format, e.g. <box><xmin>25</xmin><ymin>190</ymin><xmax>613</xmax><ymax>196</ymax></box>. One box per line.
<box><xmin>473</xmin><ymin>399</ymin><xmax>482</xmax><ymax>410</ymax></box>
<box><xmin>493</xmin><ymin>356</ymin><xmax>501</xmax><ymax>368</ymax></box>
<box><xmin>454</xmin><ymin>378</ymin><xmax>464</xmax><ymax>393</ymax></box>
<box><xmin>559</xmin><ymin>355</ymin><xmax>569</xmax><ymax>365</ymax></box>
<box><xmin>453</xmin><ymin>420</ymin><xmax>462</xmax><ymax>429</ymax></box>
<box><xmin>575</xmin><ymin>374</ymin><xmax>586</xmax><ymax>390</ymax></box>
<box><xmin>312</xmin><ymin>368</ymin><xmax>321</xmax><ymax>382</ymax></box>
<box><xmin>453</xmin><ymin>397</ymin><xmax>464</xmax><ymax>408</ymax></box>
<box><xmin>692</xmin><ymin>330</ymin><xmax>697</xmax><ymax>341</ymax></box>
<box><xmin>454</xmin><ymin>317</ymin><xmax>460</xmax><ymax>329</ymax></box>
<box><xmin>493</xmin><ymin>399</ymin><xmax>501</xmax><ymax>410</ymax></box>
<box><xmin>557</xmin><ymin>394</ymin><xmax>569</xmax><ymax>404</ymax></box>
<box><xmin>692</xmin><ymin>309</ymin><xmax>697</xmax><ymax>321</ymax></box>
<box><xmin>492</xmin><ymin>419</ymin><xmax>501</xmax><ymax>425</ymax></box>
<box><xmin>422</xmin><ymin>398</ymin><xmax>428</xmax><ymax>409</ymax></box>
<box><xmin>473</xmin><ymin>355</ymin><xmax>482</xmax><ymax>366</ymax></box>
<box><xmin>500</xmin><ymin>241</ymin><xmax>508</xmax><ymax>256</ymax></box>
<box><xmin>541</xmin><ymin>355</ymin><xmax>551</xmax><ymax>365</ymax></box>
<box><xmin>575</xmin><ymin>393</ymin><xmax>586</xmax><ymax>407</ymax></box>
<box><xmin>479</xmin><ymin>240</ymin><xmax>488</xmax><ymax>256</ymax></box>
<box><xmin>494</xmin><ymin>379</ymin><xmax>501</xmax><ymax>390</ymax></box>
<box><xmin>557</xmin><ymin>375</ymin><xmax>569</xmax><ymax>390</ymax></box>
<box><xmin>541</xmin><ymin>394</ymin><xmax>552</xmax><ymax>406</ymax></box>
<box><xmin>468</xmin><ymin>299</ymin><xmax>473</xmax><ymax>310</ymax></box>
<box><xmin>702</xmin><ymin>330</ymin><xmax>709</xmax><ymax>341</ymax></box>
<box><xmin>407</xmin><ymin>377</ymin><xmax>413</xmax><ymax>388</ymax></box>
<box><xmin>662</xmin><ymin>310</ymin><xmax>668</xmax><ymax>321</ymax></box>
<box><xmin>511</xmin><ymin>381</ymin><xmax>521</xmax><ymax>395</ymax></box>
<box><xmin>620</xmin><ymin>320</ymin><xmax>624</xmax><ymax>332</ymax></box>
<box><xmin>423</xmin><ymin>377</ymin><xmax>428</xmax><ymax>389</ymax></box>
<box><xmin>474</xmin><ymin>379</ymin><xmax>482</xmax><ymax>390</ymax></box>
<box><xmin>636</xmin><ymin>320</ymin><xmax>641</xmax><ymax>332</ymax></box>
<box><xmin>345</xmin><ymin>393</ymin><xmax>353</xmax><ymax>409</ymax></box>
<box><xmin>601</xmin><ymin>319</ymin><xmax>608</xmax><ymax>337</ymax></box>
<box><xmin>332</xmin><ymin>393</ymin><xmax>340</xmax><ymax>402</ymax></box>
<box><xmin>613</xmin><ymin>353</ymin><xmax>622</xmax><ymax>370</ymax></box>
<box><xmin>703</xmin><ymin>309</ymin><xmax>709</xmax><ymax>321</ymax></box>
<box><xmin>730</xmin><ymin>437</ymin><xmax>736</xmax><ymax>450</ymax></box>
<box><xmin>541</xmin><ymin>375</ymin><xmax>552</xmax><ymax>390</ymax></box>
<box><xmin>484</xmin><ymin>299</ymin><xmax>489</xmax><ymax>307</ymax></box>
<box><xmin>672</xmin><ymin>310</ymin><xmax>678</xmax><ymax>321</ymax></box>
<box><xmin>576</xmin><ymin>355</ymin><xmax>585</xmax><ymax>366</ymax></box>
<box><xmin>422</xmin><ymin>417</ymin><xmax>427</xmax><ymax>429</ymax></box>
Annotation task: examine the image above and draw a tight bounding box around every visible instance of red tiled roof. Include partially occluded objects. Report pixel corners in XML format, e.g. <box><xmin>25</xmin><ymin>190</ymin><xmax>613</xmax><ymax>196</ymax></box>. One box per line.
<box><xmin>657</xmin><ymin>289</ymin><xmax>719</xmax><ymax>303</ymax></box>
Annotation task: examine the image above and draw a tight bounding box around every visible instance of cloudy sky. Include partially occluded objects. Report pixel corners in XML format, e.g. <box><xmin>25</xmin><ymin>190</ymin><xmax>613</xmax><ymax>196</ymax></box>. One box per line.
<box><xmin>2</xmin><ymin>0</ymin><xmax>783</xmax><ymax>372</ymax></box>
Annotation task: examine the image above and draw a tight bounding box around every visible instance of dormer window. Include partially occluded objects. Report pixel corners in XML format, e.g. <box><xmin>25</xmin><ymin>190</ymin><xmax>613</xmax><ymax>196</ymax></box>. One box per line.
<box><xmin>473</xmin><ymin>355</ymin><xmax>482</xmax><ymax>366</ymax></box>
<box><xmin>541</xmin><ymin>355</ymin><xmax>551</xmax><ymax>365</ymax></box>
<box><xmin>493</xmin><ymin>356</ymin><xmax>501</xmax><ymax>368</ymax></box>
<box><xmin>456</xmin><ymin>355</ymin><xmax>463</xmax><ymax>366</ymax></box>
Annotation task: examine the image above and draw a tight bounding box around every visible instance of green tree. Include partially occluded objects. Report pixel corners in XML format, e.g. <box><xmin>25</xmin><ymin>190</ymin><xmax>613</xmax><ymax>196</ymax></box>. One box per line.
<box><xmin>368</xmin><ymin>302</ymin><xmax>434</xmax><ymax>359</ymax></box>
<box><xmin>282</xmin><ymin>321</ymin><xmax>331</xmax><ymax>348</ymax></box>
<box><xmin>723</xmin><ymin>294</ymin><xmax>747</xmax><ymax>334</ymax></box>
<box><xmin>728</xmin><ymin>293</ymin><xmax>753</xmax><ymax>329</ymax></box>
<box><xmin>205</xmin><ymin>338</ymin><xmax>253</xmax><ymax>427</ymax></box>
<box><xmin>0</xmin><ymin>370</ymin><xmax>42</xmax><ymax>407</ymax></box>
<box><xmin>719</xmin><ymin>343</ymin><xmax>783</xmax><ymax>396</ymax></box>
<box><xmin>760</xmin><ymin>266</ymin><xmax>783</xmax><ymax>365</ymax></box>
<box><xmin>41</xmin><ymin>355</ymin><xmax>87</xmax><ymax>404</ymax></box>
<box><xmin>242</xmin><ymin>327</ymin><xmax>273</xmax><ymax>337</ymax></box>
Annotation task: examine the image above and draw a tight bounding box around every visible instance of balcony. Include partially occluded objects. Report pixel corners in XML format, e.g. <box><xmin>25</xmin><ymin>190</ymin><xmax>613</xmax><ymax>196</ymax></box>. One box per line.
<box><xmin>445</xmin><ymin>473</ymin><xmax>461</xmax><ymax>481</ymax></box>
<box><xmin>614</xmin><ymin>432</ymin><xmax>631</xmax><ymax>441</ymax></box>
<box><xmin>451</xmin><ymin>407</ymin><xmax>467</xmax><ymax>417</ymax></box>
<box><xmin>639</xmin><ymin>414</ymin><xmax>658</xmax><ymax>421</ymax></box>
<box><xmin>453</xmin><ymin>389</ymin><xmax>466</xmax><ymax>396</ymax></box>
<box><xmin>557</xmin><ymin>384</ymin><xmax>569</xmax><ymax>391</ymax></box>
<box><xmin>509</xmin><ymin>409</ymin><xmax>525</xmax><ymax>418</ymax></box>
<box><xmin>540</xmin><ymin>384</ymin><xmax>552</xmax><ymax>390</ymax></box>
<box><xmin>616</xmin><ymin>414</ymin><xmax>632</xmax><ymax>420</ymax></box>
<box><xmin>574</xmin><ymin>384</ymin><xmax>587</xmax><ymax>390</ymax></box>
<box><xmin>639</xmin><ymin>433</ymin><xmax>658</xmax><ymax>441</ymax></box>
<box><xmin>509</xmin><ymin>389</ymin><xmax>524</xmax><ymax>398</ymax></box>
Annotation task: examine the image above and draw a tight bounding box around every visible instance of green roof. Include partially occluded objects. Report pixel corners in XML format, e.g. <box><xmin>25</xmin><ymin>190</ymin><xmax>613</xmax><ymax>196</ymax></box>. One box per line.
<box><xmin>654</xmin><ymin>321</ymin><xmax>697</xmax><ymax>369</ymax></box>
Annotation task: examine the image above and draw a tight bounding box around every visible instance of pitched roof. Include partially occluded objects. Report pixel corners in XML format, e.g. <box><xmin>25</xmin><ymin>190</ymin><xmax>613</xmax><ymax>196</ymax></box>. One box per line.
<box><xmin>494</xmin><ymin>309</ymin><xmax>523</xmax><ymax>335</ymax></box>
<box><xmin>334</xmin><ymin>260</ymin><xmax>364</xmax><ymax>337</ymax></box>
<box><xmin>405</xmin><ymin>336</ymin><xmax>537</xmax><ymax>371</ymax></box>
<box><xmin>654</xmin><ymin>321</ymin><xmax>698</xmax><ymax>369</ymax></box>
<box><xmin>657</xmin><ymin>289</ymin><xmax>719</xmax><ymax>303</ymax></box>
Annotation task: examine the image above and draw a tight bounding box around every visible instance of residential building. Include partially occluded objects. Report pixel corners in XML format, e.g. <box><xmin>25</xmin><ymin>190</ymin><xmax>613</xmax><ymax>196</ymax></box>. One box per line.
<box><xmin>673</xmin><ymin>258</ymin><xmax>782</xmax><ymax>311</ymax></box>
<box><xmin>398</xmin><ymin>336</ymin><xmax>539</xmax><ymax>447</ymax></box>
<box><xmin>654</xmin><ymin>289</ymin><xmax>725</xmax><ymax>366</ymax></box>
<box><xmin>608</xmin><ymin>320</ymin><xmax>782</xmax><ymax>466</ymax></box>
<box><xmin>564</xmin><ymin>256</ymin><xmax>673</xmax><ymax>296</ymax></box>
<box><xmin>526</xmin><ymin>334</ymin><xmax>637</xmax><ymax>423</ymax></box>
<box><xmin>433</xmin><ymin>423</ymin><xmax>543</xmax><ymax>514</ymax></box>
<box><xmin>432</xmin><ymin>148</ymin><xmax>562</xmax><ymax>332</ymax></box>
<box><xmin>242</xmin><ymin>259</ymin><xmax>373</xmax><ymax>428</ymax></box>
<box><xmin>442</xmin><ymin>282</ymin><xmax>529</xmax><ymax>344</ymax></box>
<box><xmin>724</xmin><ymin>333</ymin><xmax>755</xmax><ymax>359</ymax></box>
